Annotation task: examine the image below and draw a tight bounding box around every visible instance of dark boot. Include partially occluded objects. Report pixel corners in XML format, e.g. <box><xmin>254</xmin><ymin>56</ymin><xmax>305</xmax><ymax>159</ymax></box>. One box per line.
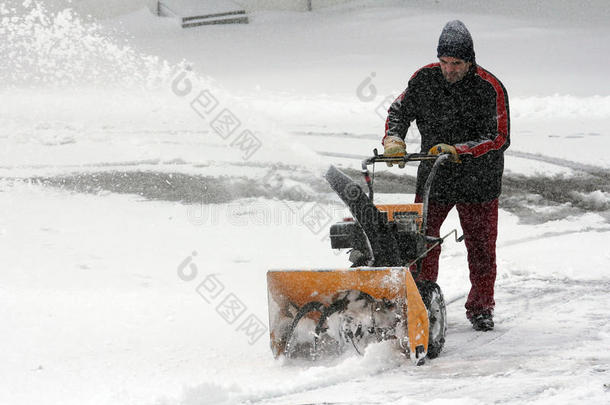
<box><xmin>469</xmin><ymin>311</ymin><xmax>494</xmax><ymax>331</ymax></box>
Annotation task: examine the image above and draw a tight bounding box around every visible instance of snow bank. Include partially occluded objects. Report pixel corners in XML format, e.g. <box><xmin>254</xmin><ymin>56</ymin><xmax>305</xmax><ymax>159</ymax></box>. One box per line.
<box><xmin>342</xmin><ymin>0</ymin><xmax>610</xmax><ymax>27</ymax></box>
<box><xmin>512</xmin><ymin>95</ymin><xmax>610</xmax><ymax>120</ymax></box>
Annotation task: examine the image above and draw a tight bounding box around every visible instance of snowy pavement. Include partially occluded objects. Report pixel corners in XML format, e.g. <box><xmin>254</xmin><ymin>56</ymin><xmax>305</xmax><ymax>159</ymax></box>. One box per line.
<box><xmin>1</xmin><ymin>180</ymin><xmax>609</xmax><ymax>405</ymax></box>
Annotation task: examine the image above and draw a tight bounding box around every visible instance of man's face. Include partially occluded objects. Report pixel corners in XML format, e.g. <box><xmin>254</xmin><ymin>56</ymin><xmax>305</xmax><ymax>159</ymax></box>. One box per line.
<box><xmin>439</xmin><ymin>56</ymin><xmax>471</xmax><ymax>84</ymax></box>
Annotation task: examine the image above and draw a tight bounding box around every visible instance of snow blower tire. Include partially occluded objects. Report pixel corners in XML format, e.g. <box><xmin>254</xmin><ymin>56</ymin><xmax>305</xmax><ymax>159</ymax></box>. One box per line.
<box><xmin>417</xmin><ymin>280</ymin><xmax>447</xmax><ymax>359</ymax></box>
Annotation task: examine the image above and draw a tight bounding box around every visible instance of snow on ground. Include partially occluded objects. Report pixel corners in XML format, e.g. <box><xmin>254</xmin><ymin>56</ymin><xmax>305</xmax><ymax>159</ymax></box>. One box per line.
<box><xmin>1</xmin><ymin>1</ymin><xmax>609</xmax><ymax>405</ymax></box>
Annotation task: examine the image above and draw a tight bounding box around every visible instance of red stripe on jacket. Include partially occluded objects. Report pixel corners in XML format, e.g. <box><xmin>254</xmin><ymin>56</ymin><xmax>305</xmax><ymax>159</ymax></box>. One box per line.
<box><xmin>383</xmin><ymin>63</ymin><xmax>440</xmax><ymax>145</ymax></box>
<box><xmin>410</xmin><ymin>62</ymin><xmax>440</xmax><ymax>80</ymax></box>
<box><xmin>455</xmin><ymin>67</ymin><xmax>509</xmax><ymax>157</ymax></box>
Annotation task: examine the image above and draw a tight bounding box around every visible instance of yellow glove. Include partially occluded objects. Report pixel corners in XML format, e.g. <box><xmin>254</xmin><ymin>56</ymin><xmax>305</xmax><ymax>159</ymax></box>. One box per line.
<box><xmin>429</xmin><ymin>143</ymin><xmax>461</xmax><ymax>163</ymax></box>
<box><xmin>383</xmin><ymin>136</ymin><xmax>406</xmax><ymax>168</ymax></box>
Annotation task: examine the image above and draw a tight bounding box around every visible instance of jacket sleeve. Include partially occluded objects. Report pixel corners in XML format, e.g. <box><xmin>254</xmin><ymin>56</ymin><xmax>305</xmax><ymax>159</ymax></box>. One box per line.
<box><xmin>382</xmin><ymin>84</ymin><xmax>418</xmax><ymax>145</ymax></box>
<box><xmin>454</xmin><ymin>68</ymin><xmax>510</xmax><ymax>157</ymax></box>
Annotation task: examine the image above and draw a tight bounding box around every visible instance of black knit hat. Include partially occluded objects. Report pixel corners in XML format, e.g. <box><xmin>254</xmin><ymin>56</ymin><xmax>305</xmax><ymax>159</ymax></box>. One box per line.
<box><xmin>437</xmin><ymin>20</ymin><xmax>475</xmax><ymax>63</ymax></box>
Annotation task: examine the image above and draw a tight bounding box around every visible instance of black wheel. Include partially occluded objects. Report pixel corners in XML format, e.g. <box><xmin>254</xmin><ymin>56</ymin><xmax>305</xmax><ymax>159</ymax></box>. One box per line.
<box><xmin>416</xmin><ymin>280</ymin><xmax>447</xmax><ymax>359</ymax></box>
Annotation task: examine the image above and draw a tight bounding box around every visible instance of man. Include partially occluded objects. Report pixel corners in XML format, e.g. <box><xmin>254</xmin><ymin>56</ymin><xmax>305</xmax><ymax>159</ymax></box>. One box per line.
<box><xmin>382</xmin><ymin>20</ymin><xmax>510</xmax><ymax>331</ymax></box>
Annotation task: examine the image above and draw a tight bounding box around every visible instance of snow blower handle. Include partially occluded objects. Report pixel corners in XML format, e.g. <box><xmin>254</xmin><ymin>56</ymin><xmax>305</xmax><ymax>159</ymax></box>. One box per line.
<box><xmin>361</xmin><ymin>149</ymin><xmax>445</xmax><ymax>202</ymax></box>
<box><xmin>365</xmin><ymin>148</ymin><xmax>439</xmax><ymax>166</ymax></box>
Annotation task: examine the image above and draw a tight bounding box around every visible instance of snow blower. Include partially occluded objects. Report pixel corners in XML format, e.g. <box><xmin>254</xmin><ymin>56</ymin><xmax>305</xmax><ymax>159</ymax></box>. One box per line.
<box><xmin>267</xmin><ymin>151</ymin><xmax>462</xmax><ymax>365</ymax></box>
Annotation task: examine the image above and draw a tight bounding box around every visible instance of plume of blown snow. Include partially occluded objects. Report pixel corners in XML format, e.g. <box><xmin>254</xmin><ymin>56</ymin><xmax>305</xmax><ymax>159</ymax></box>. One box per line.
<box><xmin>0</xmin><ymin>1</ymin><xmax>174</xmax><ymax>89</ymax></box>
<box><xmin>0</xmin><ymin>1</ymin><xmax>327</xmax><ymax>174</ymax></box>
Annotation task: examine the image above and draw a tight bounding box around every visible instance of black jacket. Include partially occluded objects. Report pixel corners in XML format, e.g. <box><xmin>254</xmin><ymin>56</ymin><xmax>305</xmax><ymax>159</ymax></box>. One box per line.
<box><xmin>384</xmin><ymin>63</ymin><xmax>510</xmax><ymax>203</ymax></box>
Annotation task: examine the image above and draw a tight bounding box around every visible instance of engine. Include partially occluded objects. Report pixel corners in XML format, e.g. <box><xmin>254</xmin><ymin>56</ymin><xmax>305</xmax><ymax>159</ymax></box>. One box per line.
<box><xmin>329</xmin><ymin>211</ymin><xmax>427</xmax><ymax>267</ymax></box>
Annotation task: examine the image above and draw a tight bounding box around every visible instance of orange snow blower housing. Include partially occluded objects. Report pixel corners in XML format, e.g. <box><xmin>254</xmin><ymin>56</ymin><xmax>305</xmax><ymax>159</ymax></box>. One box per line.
<box><xmin>267</xmin><ymin>266</ymin><xmax>429</xmax><ymax>363</ymax></box>
<box><xmin>267</xmin><ymin>152</ymin><xmax>459</xmax><ymax>365</ymax></box>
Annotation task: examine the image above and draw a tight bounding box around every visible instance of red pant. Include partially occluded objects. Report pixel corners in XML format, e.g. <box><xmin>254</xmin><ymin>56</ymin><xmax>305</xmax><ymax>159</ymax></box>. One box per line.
<box><xmin>415</xmin><ymin>196</ymin><xmax>498</xmax><ymax>318</ymax></box>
